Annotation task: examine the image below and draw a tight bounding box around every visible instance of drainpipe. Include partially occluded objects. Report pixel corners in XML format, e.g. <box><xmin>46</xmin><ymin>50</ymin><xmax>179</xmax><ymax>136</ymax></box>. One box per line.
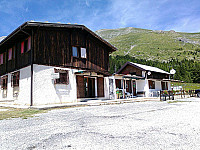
<box><xmin>30</xmin><ymin>29</ymin><xmax>34</xmax><ymax>106</ymax></box>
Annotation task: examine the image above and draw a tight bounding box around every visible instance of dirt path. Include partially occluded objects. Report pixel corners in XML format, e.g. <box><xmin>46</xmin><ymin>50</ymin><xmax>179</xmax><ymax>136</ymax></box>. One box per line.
<box><xmin>0</xmin><ymin>97</ymin><xmax>200</xmax><ymax>150</ymax></box>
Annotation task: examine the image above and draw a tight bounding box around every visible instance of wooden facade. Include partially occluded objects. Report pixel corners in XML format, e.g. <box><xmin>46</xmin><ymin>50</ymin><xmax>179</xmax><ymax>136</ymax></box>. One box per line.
<box><xmin>117</xmin><ymin>62</ymin><xmax>169</xmax><ymax>80</ymax></box>
<box><xmin>119</xmin><ymin>64</ymin><xmax>142</xmax><ymax>76</ymax></box>
<box><xmin>0</xmin><ymin>22</ymin><xmax>116</xmax><ymax>76</ymax></box>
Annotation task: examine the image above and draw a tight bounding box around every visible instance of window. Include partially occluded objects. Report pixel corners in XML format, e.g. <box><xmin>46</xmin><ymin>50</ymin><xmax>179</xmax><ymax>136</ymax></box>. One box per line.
<box><xmin>1</xmin><ymin>76</ymin><xmax>8</xmax><ymax>89</ymax></box>
<box><xmin>72</xmin><ymin>47</ymin><xmax>78</xmax><ymax>57</ymax></box>
<box><xmin>54</xmin><ymin>69</ymin><xmax>69</xmax><ymax>84</ymax></box>
<box><xmin>161</xmin><ymin>82</ymin><xmax>168</xmax><ymax>90</ymax></box>
<box><xmin>81</xmin><ymin>48</ymin><xmax>86</xmax><ymax>58</ymax></box>
<box><xmin>148</xmin><ymin>80</ymin><xmax>155</xmax><ymax>89</ymax></box>
<box><xmin>21</xmin><ymin>37</ymin><xmax>31</xmax><ymax>54</ymax></box>
<box><xmin>11</xmin><ymin>71</ymin><xmax>20</xmax><ymax>87</ymax></box>
<box><xmin>8</xmin><ymin>48</ymin><xmax>12</xmax><ymax>60</ymax></box>
<box><xmin>0</xmin><ymin>53</ymin><xmax>3</xmax><ymax>65</ymax></box>
<box><xmin>115</xmin><ymin>79</ymin><xmax>122</xmax><ymax>89</ymax></box>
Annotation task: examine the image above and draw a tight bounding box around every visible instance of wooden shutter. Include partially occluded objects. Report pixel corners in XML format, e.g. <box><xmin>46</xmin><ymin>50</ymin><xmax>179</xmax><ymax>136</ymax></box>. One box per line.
<box><xmin>21</xmin><ymin>42</ymin><xmax>24</xmax><ymax>54</ymax></box>
<box><xmin>97</xmin><ymin>77</ymin><xmax>104</xmax><ymax>97</ymax></box>
<box><xmin>76</xmin><ymin>76</ymin><xmax>85</xmax><ymax>98</ymax></box>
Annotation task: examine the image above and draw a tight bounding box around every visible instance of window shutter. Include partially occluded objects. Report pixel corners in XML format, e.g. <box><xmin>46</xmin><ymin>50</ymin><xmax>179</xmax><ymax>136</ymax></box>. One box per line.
<box><xmin>8</xmin><ymin>48</ymin><xmax>12</xmax><ymax>60</ymax></box>
<box><xmin>28</xmin><ymin>36</ymin><xmax>31</xmax><ymax>50</ymax></box>
<box><xmin>0</xmin><ymin>54</ymin><xmax>3</xmax><ymax>64</ymax></box>
<box><xmin>21</xmin><ymin>42</ymin><xmax>24</xmax><ymax>54</ymax></box>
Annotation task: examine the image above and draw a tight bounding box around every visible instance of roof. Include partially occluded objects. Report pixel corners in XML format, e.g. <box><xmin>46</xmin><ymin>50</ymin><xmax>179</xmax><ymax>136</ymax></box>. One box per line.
<box><xmin>117</xmin><ymin>61</ymin><xmax>170</xmax><ymax>75</ymax></box>
<box><xmin>0</xmin><ymin>21</ymin><xmax>117</xmax><ymax>52</ymax></box>
<box><xmin>0</xmin><ymin>36</ymin><xmax>6</xmax><ymax>42</ymax></box>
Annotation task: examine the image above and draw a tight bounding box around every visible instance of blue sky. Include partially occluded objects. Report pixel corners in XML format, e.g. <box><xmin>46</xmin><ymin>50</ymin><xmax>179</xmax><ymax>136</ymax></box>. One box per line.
<box><xmin>1</xmin><ymin>0</ymin><xmax>200</xmax><ymax>36</ymax></box>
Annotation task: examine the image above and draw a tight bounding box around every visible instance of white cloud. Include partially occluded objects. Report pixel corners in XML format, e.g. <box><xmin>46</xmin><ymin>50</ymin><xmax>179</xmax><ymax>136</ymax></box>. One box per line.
<box><xmin>165</xmin><ymin>17</ymin><xmax>200</xmax><ymax>33</ymax></box>
<box><xmin>1</xmin><ymin>0</ymin><xmax>200</xmax><ymax>35</ymax></box>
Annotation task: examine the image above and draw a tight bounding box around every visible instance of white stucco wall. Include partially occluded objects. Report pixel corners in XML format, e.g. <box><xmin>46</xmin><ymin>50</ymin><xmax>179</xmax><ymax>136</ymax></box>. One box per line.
<box><xmin>0</xmin><ymin>66</ymin><xmax>31</xmax><ymax>105</ymax></box>
<box><xmin>168</xmin><ymin>81</ymin><xmax>171</xmax><ymax>90</ymax></box>
<box><xmin>136</xmin><ymin>80</ymin><xmax>146</xmax><ymax>91</ymax></box>
<box><xmin>32</xmin><ymin>64</ymin><xmax>77</xmax><ymax>105</ymax></box>
<box><xmin>17</xmin><ymin>66</ymin><xmax>31</xmax><ymax>105</ymax></box>
<box><xmin>104</xmin><ymin>77</ymin><xmax>110</xmax><ymax>99</ymax></box>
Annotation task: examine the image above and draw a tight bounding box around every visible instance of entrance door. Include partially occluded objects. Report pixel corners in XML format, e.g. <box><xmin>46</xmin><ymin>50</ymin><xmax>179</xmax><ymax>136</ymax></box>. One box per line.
<box><xmin>84</xmin><ymin>77</ymin><xmax>95</xmax><ymax>98</ymax></box>
<box><xmin>132</xmin><ymin>81</ymin><xmax>136</xmax><ymax>96</ymax></box>
<box><xmin>88</xmin><ymin>78</ymin><xmax>95</xmax><ymax>98</ymax></box>
<box><xmin>126</xmin><ymin>80</ymin><xmax>131</xmax><ymax>93</ymax></box>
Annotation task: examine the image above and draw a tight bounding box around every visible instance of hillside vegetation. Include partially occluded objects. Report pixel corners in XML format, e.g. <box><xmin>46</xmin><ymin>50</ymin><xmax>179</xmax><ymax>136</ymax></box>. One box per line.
<box><xmin>96</xmin><ymin>27</ymin><xmax>200</xmax><ymax>62</ymax></box>
<box><xmin>96</xmin><ymin>27</ymin><xmax>200</xmax><ymax>83</ymax></box>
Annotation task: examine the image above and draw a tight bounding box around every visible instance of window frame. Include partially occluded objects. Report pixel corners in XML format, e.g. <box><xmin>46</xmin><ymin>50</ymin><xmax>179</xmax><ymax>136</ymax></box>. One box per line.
<box><xmin>161</xmin><ymin>81</ymin><xmax>168</xmax><ymax>90</ymax></box>
<box><xmin>54</xmin><ymin>69</ymin><xmax>69</xmax><ymax>85</ymax></box>
<box><xmin>21</xmin><ymin>36</ymin><xmax>31</xmax><ymax>54</ymax></box>
<box><xmin>11</xmin><ymin>71</ymin><xmax>20</xmax><ymax>87</ymax></box>
<box><xmin>1</xmin><ymin>75</ymin><xmax>8</xmax><ymax>89</ymax></box>
<box><xmin>72</xmin><ymin>46</ymin><xmax>78</xmax><ymax>57</ymax></box>
<box><xmin>148</xmin><ymin>80</ymin><xmax>155</xmax><ymax>89</ymax></box>
<box><xmin>80</xmin><ymin>47</ymin><xmax>87</xmax><ymax>58</ymax></box>
<box><xmin>72</xmin><ymin>46</ymin><xmax>87</xmax><ymax>59</ymax></box>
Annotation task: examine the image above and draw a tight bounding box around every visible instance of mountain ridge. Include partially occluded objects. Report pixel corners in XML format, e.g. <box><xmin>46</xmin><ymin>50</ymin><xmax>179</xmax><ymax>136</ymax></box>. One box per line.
<box><xmin>96</xmin><ymin>27</ymin><xmax>200</xmax><ymax>62</ymax></box>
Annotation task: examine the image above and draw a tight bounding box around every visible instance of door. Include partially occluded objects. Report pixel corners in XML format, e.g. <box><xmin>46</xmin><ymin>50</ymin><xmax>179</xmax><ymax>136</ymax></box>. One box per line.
<box><xmin>77</xmin><ymin>76</ymin><xmax>95</xmax><ymax>98</ymax></box>
<box><xmin>97</xmin><ymin>77</ymin><xmax>104</xmax><ymax>97</ymax></box>
<box><xmin>84</xmin><ymin>77</ymin><xmax>95</xmax><ymax>98</ymax></box>
<box><xmin>126</xmin><ymin>80</ymin><xmax>131</xmax><ymax>93</ymax></box>
<box><xmin>88</xmin><ymin>78</ymin><xmax>95</xmax><ymax>98</ymax></box>
<box><xmin>76</xmin><ymin>76</ymin><xmax>85</xmax><ymax>98</ymax></box>
<box><xmin>132</xmin><ymin>81</ymin><xmax>136</xmax><ymax>96</ymax></box>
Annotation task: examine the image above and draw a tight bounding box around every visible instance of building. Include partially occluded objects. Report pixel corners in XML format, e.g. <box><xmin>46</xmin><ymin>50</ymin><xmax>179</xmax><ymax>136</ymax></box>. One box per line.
<box><xmin>0</xmin><ymin>21</ymin><xmax>117</xmax><ymax>106</ymax></box>
<box><xmin>108</xmin><ymin>62</ymin><xmax>171</xmax><ymax>99</ymax></box>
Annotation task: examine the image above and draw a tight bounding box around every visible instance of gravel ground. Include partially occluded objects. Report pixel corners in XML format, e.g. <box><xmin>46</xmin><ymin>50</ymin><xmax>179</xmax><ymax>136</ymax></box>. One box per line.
<box><xmin>0</xmin><ymin>97</ymin><xmax>200</xmax><ymax>150</ymax></box>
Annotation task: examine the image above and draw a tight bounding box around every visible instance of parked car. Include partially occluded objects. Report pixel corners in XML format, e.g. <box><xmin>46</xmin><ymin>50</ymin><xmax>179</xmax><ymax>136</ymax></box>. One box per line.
<box><xmin>195</xmin><ymin>89</ymin><xmax>200</xmax><ymax>97</ymax></box>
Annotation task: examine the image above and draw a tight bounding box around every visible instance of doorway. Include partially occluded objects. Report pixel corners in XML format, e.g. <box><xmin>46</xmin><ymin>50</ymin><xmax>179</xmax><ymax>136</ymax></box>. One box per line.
<box><xmin>132</xmin><ymin>81</ymin><xmax>136</xmax><ymax>96</ymax></box>
<box><xmin>84</xmin><ymin>77</ymin><xmax>95</xmax><ymax>98</ymax></box>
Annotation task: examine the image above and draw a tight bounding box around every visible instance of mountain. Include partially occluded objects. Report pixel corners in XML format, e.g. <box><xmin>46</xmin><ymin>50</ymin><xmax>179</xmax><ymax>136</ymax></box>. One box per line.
<box><xmin>96</xmin><ymin>27</ymin><xmax>200</xmax><ymax>62</ymax></box>
<box><xmin>0</xmin><ymin>36</ymin><xmax>6</xmax><ymax>42</ymax></box>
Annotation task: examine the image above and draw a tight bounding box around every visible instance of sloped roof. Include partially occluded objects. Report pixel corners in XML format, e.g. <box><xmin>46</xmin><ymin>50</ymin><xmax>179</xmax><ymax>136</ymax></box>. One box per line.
<box><xmin>117</xmin><ymin>61</ymin><xmax>170</xmax><ymax>75</ymax></box>
<box><xmin>0</xmin><ymin>36</ymin><xmax>6</xmax><ymax>42</ymax></box>
<box><xmin>0</xmin><ymin>21</ymin><xmax>117</xmax><ymax>52</ymax></box>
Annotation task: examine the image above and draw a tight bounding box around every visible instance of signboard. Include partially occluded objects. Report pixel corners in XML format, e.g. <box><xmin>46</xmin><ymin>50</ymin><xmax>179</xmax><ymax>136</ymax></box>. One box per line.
<box><xmin>51</xmin><ymin>73</ymin><xmax>60</xmax><ymax>79</ymax></box>
<box><xmin>170</xmin><ymin>69</ymin><xmax>176</xmax><ymax>75</ymax></box>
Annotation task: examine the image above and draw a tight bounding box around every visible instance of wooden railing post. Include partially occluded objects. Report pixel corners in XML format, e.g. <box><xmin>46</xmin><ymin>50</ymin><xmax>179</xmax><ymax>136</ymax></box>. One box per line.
<box><xmin>181</xmin><ymin>90</ymin><xmax>182</xmax><ymax>98</ymax></box>
<box><xmin>160</xmin><ymin>90</ymin><xmax>162</xmax><ymax>101</ymax></box>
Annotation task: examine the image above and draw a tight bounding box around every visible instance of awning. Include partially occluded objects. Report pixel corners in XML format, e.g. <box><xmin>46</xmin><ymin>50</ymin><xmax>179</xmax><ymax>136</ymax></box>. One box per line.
<box><xmin>75</xmin><ymin>69</ymin><xmax>111</xmax><ymax>76</ymax></box>
<box><xmin>122</xmin><ymin>75</ymin><xmax>145</xmax><ymax>80</ymax></box>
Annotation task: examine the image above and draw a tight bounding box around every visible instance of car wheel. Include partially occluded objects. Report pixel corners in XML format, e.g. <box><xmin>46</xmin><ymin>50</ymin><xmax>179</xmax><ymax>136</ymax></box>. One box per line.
<box><xmin>197</xmin><ymin>92</ymin><xmax>200</xmax><ymax>98</ymax></box>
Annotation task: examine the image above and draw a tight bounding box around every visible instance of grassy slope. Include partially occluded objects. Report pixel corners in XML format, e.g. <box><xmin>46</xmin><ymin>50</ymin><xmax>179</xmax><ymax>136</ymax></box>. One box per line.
<box><xmin>0</xmin><ymin>108</ymin><xmax>47</xmax><ymax>120</ymax></box>
<box><xmin>172</xmin><ymin>82</ymin><xmax>200</xmax><ymax>90</ymax></box>
<box><xmin>96</xmin><ymin>27</ymin><xmax>200</xmax><ymax>62</ymax></box>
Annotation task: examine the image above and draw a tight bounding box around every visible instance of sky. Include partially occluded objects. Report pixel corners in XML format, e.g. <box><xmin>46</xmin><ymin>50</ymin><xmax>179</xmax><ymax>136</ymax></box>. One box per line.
<box><xmin>1</xmin><ymin>0</ymin><xmax>200</xmax><ymax>36</ymax></box>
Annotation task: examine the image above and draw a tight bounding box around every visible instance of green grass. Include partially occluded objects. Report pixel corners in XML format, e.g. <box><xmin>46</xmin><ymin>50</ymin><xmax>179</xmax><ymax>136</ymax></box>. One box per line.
<box><xmin>168</xmin><ymin>100</ymin><xmax>192</xmax><ymax>103</ymax></box>
<box><xmin>171</xmin><ymin>82</ymin><xmax>200</xmax><ymax>90</ymax></box>
<box><xmin>96</xmin><ymin>27</ymin><xmax>200</xmax><ymax>62</ymax></box>
<box><xmin>0</xmin><ymin>107</ymin><xmax>47</xmax><ymax>120</ymax></box>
